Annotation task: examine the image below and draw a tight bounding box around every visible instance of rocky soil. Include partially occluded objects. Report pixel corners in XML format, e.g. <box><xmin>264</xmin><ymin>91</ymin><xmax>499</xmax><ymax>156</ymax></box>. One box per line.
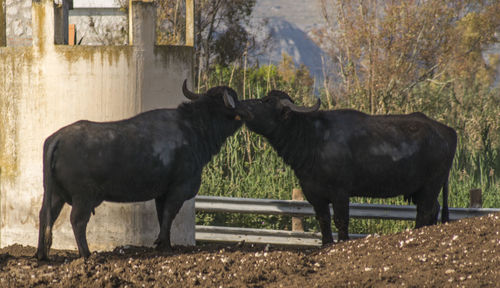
<box><xmin>1</xmin><ymin>213</ymin><xmax>499</xmax><ymax>287</ymax></box>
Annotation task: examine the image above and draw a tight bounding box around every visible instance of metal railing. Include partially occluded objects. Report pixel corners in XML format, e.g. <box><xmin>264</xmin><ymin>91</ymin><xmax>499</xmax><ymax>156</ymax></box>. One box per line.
<box><xmin>194</xmin><ymin>196</ymin><xmax>500</xmax><ymax>246</ymax></box>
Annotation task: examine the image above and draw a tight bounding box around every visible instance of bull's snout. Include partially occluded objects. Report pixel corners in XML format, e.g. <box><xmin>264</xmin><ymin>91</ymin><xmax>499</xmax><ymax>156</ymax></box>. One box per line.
<box><xmin>235</xmin><ymin>102</ymin><xmax>255</xmax><ymax>121</ymax></box>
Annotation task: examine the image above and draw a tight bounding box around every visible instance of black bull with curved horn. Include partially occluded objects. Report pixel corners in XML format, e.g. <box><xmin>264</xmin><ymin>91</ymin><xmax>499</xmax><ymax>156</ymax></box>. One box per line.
<box><xmin>37</xmin><ymin>80</ymin><xmax>244</xmax><ymax>260</ymax></box>
<box><xmin>237</xmin><ymin>90</ymin><xmax>457</xmax><ymax>244</ymax></box>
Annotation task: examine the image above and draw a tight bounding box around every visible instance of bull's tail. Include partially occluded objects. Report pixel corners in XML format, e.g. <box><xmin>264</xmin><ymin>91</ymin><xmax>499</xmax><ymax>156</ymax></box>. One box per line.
<box><xmin>441</xmin><ymin>177</ymin><xmax>449</xmax><ymax>223</ymax></box>
<box><xmin>36</xmin><ymin>136</ymin><xmax>59</xmax><ymax>260</ymax></box>
<box><xmin>442</xmin><ymin>125</ymin><xmax>456</xmax><ymax>224</ymax></box>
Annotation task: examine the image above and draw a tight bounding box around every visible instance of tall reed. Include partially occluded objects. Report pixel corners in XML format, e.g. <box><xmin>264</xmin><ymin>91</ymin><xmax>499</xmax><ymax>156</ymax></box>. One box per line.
<box><xmin>197</xmin><ymin>65</ymin><xmax>500</xmax><ymax>235</ymax></box>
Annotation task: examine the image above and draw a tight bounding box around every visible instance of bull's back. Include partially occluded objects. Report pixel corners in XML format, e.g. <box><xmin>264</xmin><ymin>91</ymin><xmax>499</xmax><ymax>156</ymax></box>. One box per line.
<box><xmin>314</xmin><ymin>112</ymin><xmax>454</xmax><ymax>197</ymax></box>
<box><xmin>47</xmin><ymin>116</ymin><xmax>189</xmax><ymax>202</ymax></box>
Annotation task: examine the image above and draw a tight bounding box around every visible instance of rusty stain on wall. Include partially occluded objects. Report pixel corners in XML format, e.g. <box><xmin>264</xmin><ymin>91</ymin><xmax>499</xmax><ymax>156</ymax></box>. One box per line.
<box><xmin>33</xmin><ymin>1</ymin><xmax>46</xmax><ymax>56</ymax></box>
<box><xmin>55</xmin><ymin>45</ymin><xmax>134</xmax><ymax>67</ymax></box>
<box><xmin>0</xmin><ymin>49</ymin><xmax>29</xmax><ymax>182</ymax></box>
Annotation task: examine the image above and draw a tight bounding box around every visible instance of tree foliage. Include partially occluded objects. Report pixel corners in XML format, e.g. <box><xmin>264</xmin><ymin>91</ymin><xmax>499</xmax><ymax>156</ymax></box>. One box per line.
<box><xmin>155</xmin><ymin>0</ymin><xmax>257</xmax><ymax>81</ymax></box>
<box><xmin>156</xmin><ymin>0</ymin><xmax>186</xmax><ymax>45</ymax></box>
<box><xmin>314</xmin><ymin>0</ymin><xmax>500</xmax><ymax>151</ymax></box>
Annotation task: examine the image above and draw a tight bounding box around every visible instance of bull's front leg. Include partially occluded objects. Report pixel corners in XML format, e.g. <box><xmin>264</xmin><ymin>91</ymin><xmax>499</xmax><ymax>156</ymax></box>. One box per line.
<box><xmin>155</xmin><ymin>199</ymin><xmax>184</xmax><ymax>251</ymax></box>
<box><xmin>311</xmin><ymin>200</ymin><xmax>334</xmax><ymax>245</ymax></box>
<box><xmin>154</xmin><ymin>195</ymin><xmax>167</xmax><ymax>245</ymax></box>
<box><xmin>155</xmin><ymin>179</ymin><xmax>200</xmax><ymax>251</ymax></box>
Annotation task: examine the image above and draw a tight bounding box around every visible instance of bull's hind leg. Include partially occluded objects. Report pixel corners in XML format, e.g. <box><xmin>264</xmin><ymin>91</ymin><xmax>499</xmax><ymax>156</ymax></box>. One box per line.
<box><xmin>415</xmin><ymin>184</ymin><xmax>442</xmax><ymax>228</ymax></box>
<box><xmin>70</xmin><ymin>200</ymin><xmax>94</xmax><ymax>258</ymax></box>
<box><xmin>36</xmin><ymin>192</ymin><xmax>65</xmax><ymax>260</ymax></box>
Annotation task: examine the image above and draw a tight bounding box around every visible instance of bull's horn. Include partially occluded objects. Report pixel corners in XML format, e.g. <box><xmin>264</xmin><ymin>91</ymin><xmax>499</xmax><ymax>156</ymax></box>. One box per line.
<box><xmin>182</xmin><ymin>79</ymin><xmax>201</xmax><ymax>100</ymax></box>
<box><xmin>280</xmin><ymin>98</ymin><xmax>321</xmax><ymax>113</ymax></box>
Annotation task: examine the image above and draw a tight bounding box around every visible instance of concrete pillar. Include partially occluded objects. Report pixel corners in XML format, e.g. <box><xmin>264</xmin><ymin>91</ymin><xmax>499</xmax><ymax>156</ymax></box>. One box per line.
<box><xmin>130</xmin><ymin>0</ymin><xmax>155</xmax><ymax>50</ymax></box>
<box><xmin>0</xmin><ymin>0</ymin><xmax>6</xmax><ymax>46</ymax></box>
<box><xmin>128</xmin><ymin>0</ymin><xmax>133</xmax><ymax>45</ymax></box>
<box><xmin>128</xmin><ymin>0</ymin><xmax>155</xmax><ymax>46</ymax></box>
<box><xmin>53</xmin><ymin>0</ymin><xmax>70</xmax><ymax>44</ymax></box>
<box><xmin>32</xmin><ymin>0</ymin><xmax>55</xmax><ymax>54</ymax></box>
<box><xmin>0</xmin><ymin>0</ymin><xmax>194</xmax><ymax>251</ymax></box>
<box><xmin>130</xmin><ymin>0</ymin><xmax>195</xmax><ymax>247</ymax></box>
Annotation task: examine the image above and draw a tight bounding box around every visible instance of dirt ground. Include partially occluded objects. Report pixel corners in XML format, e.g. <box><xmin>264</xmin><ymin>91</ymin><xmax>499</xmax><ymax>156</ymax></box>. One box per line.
<box><xmin>1</xmin><ymin>213</ymin><xmax>498</xmax><ymax>288</ymax></box>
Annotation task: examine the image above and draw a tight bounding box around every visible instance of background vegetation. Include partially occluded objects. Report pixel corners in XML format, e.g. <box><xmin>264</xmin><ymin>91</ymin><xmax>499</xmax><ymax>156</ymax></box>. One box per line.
<box><xmin>155</xmin><ymin>0</ymin><xmax>261</xmax><ymax>92</ymax></box>
<box><xmin>182</xmin><ymin>0</ymin><xmax>500</xmax><ymax>235</ymax></box>
<box><xmin>196</xmin><ymin>62</ymin><xmax>499</xmax><ymax>235</ymax></box>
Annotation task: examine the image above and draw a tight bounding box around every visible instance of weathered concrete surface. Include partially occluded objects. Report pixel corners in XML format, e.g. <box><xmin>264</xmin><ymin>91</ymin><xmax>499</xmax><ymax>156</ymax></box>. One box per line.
<box><xmin>0</xmin><ymin>0</ymin><xmax>195</xmax><ymax>252</ymax></box>
<box><xmin>5</xmin><ymin>0</ymin><xmax>32</xmax><ymax>46</ymax></box>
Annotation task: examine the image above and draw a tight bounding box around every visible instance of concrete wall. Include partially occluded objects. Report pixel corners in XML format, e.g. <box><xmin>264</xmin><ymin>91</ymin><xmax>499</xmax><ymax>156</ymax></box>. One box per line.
<box><xmin>1</xmin><ymin>0</ymin><xmax>6</xmax><ymax>46</ymax></box>
<box><xmin>0</xmin><ymin>0</ymin><xmax>195</xmax><ymax>252</ymax></box>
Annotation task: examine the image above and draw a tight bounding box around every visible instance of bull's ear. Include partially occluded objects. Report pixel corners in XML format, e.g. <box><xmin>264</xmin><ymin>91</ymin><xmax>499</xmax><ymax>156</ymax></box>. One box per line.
<box><xmin>223</xmin><ymin>90</ymin><xmax>236</xmax><ymax>109</ymax></box>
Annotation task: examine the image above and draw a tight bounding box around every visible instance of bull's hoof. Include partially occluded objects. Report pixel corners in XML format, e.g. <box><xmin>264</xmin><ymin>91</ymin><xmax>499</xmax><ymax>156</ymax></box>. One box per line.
<box><xmin>35</xmin><ymin>250</ymin><xmax>48</xmax><ymax>261</ymax></box>
<box><xmin>335</xmin><ymin>238</ymin><xmax>349</xmax><ymax>243</ymax></box>
<box><xmin>154</xmin><ymin>237</ymin><xmax>161</xmax><ymax>246</ymax></box>
<box><xmin>155</xmin><ymin>242</ymin><xmax>173</xmax><ymax>252</ymax></box>
<box><xmin>321</xmin><ymin>238</ymin><xmax>335</xmax><ymax>246</ymax></box>
<box><xmin>36</xmin><ymin>254</ymin><xmax>48</xmax><ymax>261</ymax></box>
<box><xmin>79</xmin><ymin>251</ymin><xmax>91</xmax><ymax>259</ymax></box>
<box><xmin>320</xmin><ymin>242</ymin><xmax>336</xmax><ymax>252</ymax></box>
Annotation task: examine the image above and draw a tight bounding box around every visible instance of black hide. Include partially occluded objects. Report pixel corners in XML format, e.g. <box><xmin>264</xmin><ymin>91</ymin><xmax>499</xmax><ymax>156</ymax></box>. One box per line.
<box><xmin>36</xmin><ymin>82</ymin><xmax>243</xmax><ymax>260</ymax></box>
<box><xmin>239</xmin><ymin>90</ymin><xmax>457</xmax><ymax>244</ymax></box>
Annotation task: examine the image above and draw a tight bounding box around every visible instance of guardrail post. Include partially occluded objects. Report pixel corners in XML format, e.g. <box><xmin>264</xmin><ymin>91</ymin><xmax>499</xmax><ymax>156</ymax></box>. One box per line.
<box><xmin>292</xmin><ymin>189</ymin><xmax>304</xmax><ymax>232</ymax></box>
<box><xmin>469</xmin><ymin>188</ymin><xmax>482</xmax><ymax>208</ymax></box>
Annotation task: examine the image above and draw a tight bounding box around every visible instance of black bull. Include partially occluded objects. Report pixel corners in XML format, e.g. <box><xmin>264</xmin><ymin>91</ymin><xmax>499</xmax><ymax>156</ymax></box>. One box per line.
<box><xmin>237</xmin><ymin>90</ymin><xmax>457</xmax><ymax>244</ymax></box>
<box><xmin>36</xmin><ymin>81</ymin><xmax>244</xmax><ymax>260</ymax></box>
